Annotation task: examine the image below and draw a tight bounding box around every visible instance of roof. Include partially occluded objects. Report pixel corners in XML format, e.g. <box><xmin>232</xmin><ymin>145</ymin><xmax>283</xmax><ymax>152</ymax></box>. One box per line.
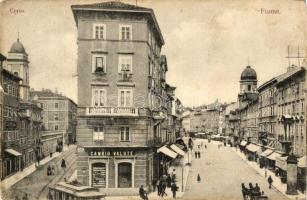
<box><xmin>30</xmin><ymin>90</ymin><xmax>77</xmax><ymax>105</ymax></box>
<box><xmin>275</xmin><ymin>67</ymin><xmax>305</xmax><ymax>86</ymax></box>
<box><xmin>2</xmin><ymin>69</ymin><xmax>22</xmax><ymax>81</ymax></box>
<box><xmin>9</xmin><ymin>39</ymin><xmax>26</xmax><ymax>54</ymax></box>
<box><xmin>257</xmin><ymin>77</ymin><xmax>277</xmax><ymax>92</ymax></box>
<box><xmin>71</xmin><ymin>1</ymin><xmax>164</xmax><ymax>45</ymax></box>
<box><xmin>240</xmin><ymin>66</ymin><xmax>257</xmax><ymax>81</ymax></box>
<box><xmin>0</xmin><ymin>53</ymin><xmax>6</xmax><ymax>61</ymax></box>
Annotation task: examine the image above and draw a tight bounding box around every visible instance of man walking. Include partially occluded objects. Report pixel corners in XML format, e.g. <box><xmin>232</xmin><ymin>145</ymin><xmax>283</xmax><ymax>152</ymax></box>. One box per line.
<box><xmin>171</xmin><ymin>182</ymin><xmax>178</xmax><ymax>199</ymax></box>
<box><xmin>139</xmin><ymin>185</ymin><xmax>148</xmax><ymax>200</ymax></box>
<box><xmin>61</xmin><ymin>158</ymin><xmax>67</xmax><ymax>172</ymax></box>
<box><xmin>268</xmin><ymin>176</ymin><xmax>273</xmax><ymax>189</ymax></box>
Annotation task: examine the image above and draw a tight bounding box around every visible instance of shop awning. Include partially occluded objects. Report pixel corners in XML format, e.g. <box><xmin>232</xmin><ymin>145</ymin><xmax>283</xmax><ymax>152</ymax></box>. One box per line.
<box><xmin>240</xmin><ymin>141</ymin><xmax>247</xmax><ymax>146</ymax></box>
<box><xmin>298</xmin><ymin>156</ymin><xmax>306</xmax><ymax>168</ymax></box>
<box><xmin>246</xmin><ymin>144</ymin><xmax>261</xmax><ymax>153</ymax></box>
<box><xmin>157</xmin><ymin>146</ymin><xmax>177</xmax><ymax>159</ymax></box>
<box><xmin>267</xmin><ymin>152</ymin><xmax>281</xmax><ymax>161</ymax></box>
<box><xmin>260</xmin><ymin>149</ymin><xmax>273</xmax><ymax>157</ymax></box>
<box><xmin>5</xmin><ymin>149</ymin><xmax>22</xmax><ymax>156</ymax></box>
<box><xmin>170</xmin><ymin>144</ymin><xmax>185</xmax><ymax>156</ymax></box>
<box><xmin>276</xmin><ymin>156</ymin><xmax>288</xmax><ymax>171</ymax></box>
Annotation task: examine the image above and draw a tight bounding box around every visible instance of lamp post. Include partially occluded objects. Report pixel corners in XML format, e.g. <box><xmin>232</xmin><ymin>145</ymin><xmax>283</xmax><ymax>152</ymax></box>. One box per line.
<box><xmin>181</xmin><ymin>164</ymin><xmax>184</xmax><ymax>192</ymax></box>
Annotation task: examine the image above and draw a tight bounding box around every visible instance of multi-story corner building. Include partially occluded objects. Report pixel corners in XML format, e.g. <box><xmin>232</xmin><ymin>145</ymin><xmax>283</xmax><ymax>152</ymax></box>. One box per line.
<box><xmin>71</xmin><ymin>1</ymin><xmax>178</xmax><ymax>194</ymax></box>
<box><xmin>30</xmin><ymin>89</ymin><xmax>77</xmax><ymax>147</ymax></box>
<box><xmin>275</xmin><ymin>66</ymin><xmax>306</xmax><ymax>157</ymax></box>
<box><xmin>1</xmin><ymin>68</ymin><xmax>22</xmax><ymax>179</ymax></box>
<box><xmin>0</xmin><ymin>53</ymin><xmax>6</xmax><ymax>180</ymax></box>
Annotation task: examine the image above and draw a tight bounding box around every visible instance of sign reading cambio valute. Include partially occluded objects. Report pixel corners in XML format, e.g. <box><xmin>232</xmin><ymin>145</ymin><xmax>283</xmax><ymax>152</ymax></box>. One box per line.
<box><xmin>88</xmin><ymin>150</ymin><xmax>135</xmax><ymax>157</ymax></box>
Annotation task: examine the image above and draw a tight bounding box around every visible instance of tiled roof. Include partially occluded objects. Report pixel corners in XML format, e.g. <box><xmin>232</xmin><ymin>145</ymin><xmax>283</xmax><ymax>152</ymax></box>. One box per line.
<box><xmin>275</xmin><ymin>67</ymin><xmax>304</xmax><ymax>84</ymax></box>
<box><xmin>30</xmin><ymin>90</ymin><xmax>65</xmax><ymax>98</ymax></box>
<box><xmin>71</xmin><ymin>1</ymin><xmax>151</xmax><ymax>11</ymax></box>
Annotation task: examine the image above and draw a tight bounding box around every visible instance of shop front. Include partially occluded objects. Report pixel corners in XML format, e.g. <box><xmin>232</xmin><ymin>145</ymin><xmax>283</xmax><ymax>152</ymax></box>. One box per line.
<box><xmin>259</xmin><ymin>149</ymin><xmax>273</xmax><ymax>168</ymax></box>
<box><xmin>3</xmin><ymin>148</ymin><xmax>22</xmax><ymax>178</ymax></box>
<box><xmin>77</xmin><ymin>147</ymin><xmax>152</xmax><ymax>195</ymax></box>
<box><xmin>266</xmin><ymin>151</ymin><xmax>284</xmax><ymax>170</ymax></box>
<box><xmin>275</xmin><ymin>155</ymin><xmax>287</xmax><ymax>183</ymax></box>
<box><xmin>239</xmin><ymin>141</ymin><xmax>247</xmax><ymax>151</ymax></box>
<box><xmin>157</xmin><ymin>145</ymin><xmax>178</xmax><ymax>176</ymax></box>
<box><xmin>245</xmin><ymin>143</ymin><xmax>262</xmax><ymax>162</ymax></box>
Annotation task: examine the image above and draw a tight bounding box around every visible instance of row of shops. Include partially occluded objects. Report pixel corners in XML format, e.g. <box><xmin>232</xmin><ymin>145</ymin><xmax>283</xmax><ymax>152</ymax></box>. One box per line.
<box><xmin>239</xmin><ymin>141</ymin><xmax>306</xmax><ymax>193</ymax></box>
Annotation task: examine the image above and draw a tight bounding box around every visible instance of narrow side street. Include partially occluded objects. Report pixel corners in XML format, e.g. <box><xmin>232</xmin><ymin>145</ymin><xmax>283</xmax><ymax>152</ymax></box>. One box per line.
<box><xmin>1</xmin><ymin>146</ymin><xmax>76</xmax><ymax>200</ymax></box>
<box><xmin>183</xmin><ymin>139</ymin><xmax>288</xmax><ymax>200</ymax></box>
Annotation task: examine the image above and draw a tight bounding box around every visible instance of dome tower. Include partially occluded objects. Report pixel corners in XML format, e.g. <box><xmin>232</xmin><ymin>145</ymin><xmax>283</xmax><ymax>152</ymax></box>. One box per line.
<box><xmin>6</xmin><ymin>37</ymin><xmax>30</xmax><ymax>101</ymax></box>
<box><xmin>239</xmin><ymin>65</ymin><xmax>257</xmax><ymax>94</ymax></box>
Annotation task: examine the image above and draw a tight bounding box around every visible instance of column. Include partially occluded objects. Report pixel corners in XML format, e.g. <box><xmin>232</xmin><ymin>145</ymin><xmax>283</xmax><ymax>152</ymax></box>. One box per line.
<box><xmin>286</xmin><ymin>154</ymin><xmax>298</xmax><ymax>195</ymax></box>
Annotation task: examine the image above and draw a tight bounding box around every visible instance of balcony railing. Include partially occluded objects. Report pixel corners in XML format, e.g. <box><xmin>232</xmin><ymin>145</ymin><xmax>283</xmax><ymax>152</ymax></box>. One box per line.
<box><xmin>147</xmin><ymin>137</ymin><xmax>164</xmax><ymax>147</ymax></box>
<box><xmin>86</xmin><ymin>107</ymin><xmax>138</xmax><ymax>117</ymax></box>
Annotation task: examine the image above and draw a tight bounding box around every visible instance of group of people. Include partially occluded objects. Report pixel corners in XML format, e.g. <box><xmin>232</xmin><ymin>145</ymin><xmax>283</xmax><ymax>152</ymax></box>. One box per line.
<box><xmin>140</xmin><ymin>169</ymin><xmax>179</xmax><ymax>200</ymax></box>
<box><xmin>241</xmin><ymin>183</ymin><xmax>266</xmax><ymax>200</ymax></box>
<box><xmin>47</xmin><ymin>164</ymin><xmax>56</xmax><ymax>176</ymax></box>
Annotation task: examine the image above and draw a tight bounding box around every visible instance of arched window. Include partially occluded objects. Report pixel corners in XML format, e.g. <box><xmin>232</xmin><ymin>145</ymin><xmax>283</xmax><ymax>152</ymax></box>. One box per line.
<box><xmin>118</xmin><ymin>162</ymin><xmax>132</xmax><ymax>188</ymax></box>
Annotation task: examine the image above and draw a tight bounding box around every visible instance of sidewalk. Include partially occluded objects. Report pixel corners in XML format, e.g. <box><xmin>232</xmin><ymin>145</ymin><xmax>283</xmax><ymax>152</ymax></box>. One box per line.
<box><xmin>0</xmin><ymin>144</ymin><xmax>73</xmax><ymax>190</ymax></box>
<box><xmin>231</xmin><ymin>147</ymin><xmax>306</xmax><ymax>200</ymax></box>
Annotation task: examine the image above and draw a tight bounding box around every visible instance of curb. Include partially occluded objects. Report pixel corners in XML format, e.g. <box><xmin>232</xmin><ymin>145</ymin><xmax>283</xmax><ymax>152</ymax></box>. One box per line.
<box><xmin>230</xmin><ymin>147</ymin><xmax>299</xmax><ymax>200</ymax></box>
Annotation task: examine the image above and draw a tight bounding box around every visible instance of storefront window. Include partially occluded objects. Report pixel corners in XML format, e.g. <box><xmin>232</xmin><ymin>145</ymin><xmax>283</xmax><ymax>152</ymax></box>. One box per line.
<box><xmin>118</xmin><ymin>162</ymin><xmax>132</xmax><ymax>188</ymax></box>
<box><xmin>92</xmin><ymin>163</ymin><xmax>106</xmax><ymax>188</ymax></box>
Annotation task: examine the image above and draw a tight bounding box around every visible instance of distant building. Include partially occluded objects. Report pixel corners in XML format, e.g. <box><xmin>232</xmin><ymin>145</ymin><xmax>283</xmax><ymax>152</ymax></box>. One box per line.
<box><xmin>30</xmin><ymin>89</ymin><xmax>77</xmax><ymax>147</ymax></box>
<box><xmin>237</xmin><ymin>65</ymin><xmax>259</xmax><ymax>143</ymax></box>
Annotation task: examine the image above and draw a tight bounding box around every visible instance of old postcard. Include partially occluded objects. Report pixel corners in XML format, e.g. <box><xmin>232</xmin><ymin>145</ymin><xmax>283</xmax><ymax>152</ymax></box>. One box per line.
<box><xmin>0</xmin><ymin>0</ymin><xmax>306</xmax><ymax>199</ymax></box>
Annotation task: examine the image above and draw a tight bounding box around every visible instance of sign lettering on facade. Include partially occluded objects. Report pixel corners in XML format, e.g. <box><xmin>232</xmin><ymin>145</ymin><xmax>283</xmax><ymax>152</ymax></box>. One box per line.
<box><xmin>88</xmin><ymin>150</ymin><xmax>135</xmax><ymax>157</ymax></box>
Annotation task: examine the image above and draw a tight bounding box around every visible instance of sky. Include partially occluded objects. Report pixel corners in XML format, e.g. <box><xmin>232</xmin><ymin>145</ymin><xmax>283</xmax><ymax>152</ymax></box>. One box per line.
<box><xmin>0</xmin><ymin>0</ymin><xmax>306</xmax><ymax>107</ymax></box>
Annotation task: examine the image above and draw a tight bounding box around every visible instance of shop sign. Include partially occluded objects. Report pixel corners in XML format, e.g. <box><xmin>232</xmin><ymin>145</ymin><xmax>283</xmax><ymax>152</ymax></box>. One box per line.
<box><xmin>88</xmin><ymin>150</ymin><xmax>135</xmax><ymax>157</ymax></box>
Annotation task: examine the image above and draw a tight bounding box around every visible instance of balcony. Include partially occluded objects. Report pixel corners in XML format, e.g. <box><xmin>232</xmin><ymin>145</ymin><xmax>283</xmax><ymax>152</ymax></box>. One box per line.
<box><xmin>86</xmin><ymin>107</ymin><xmax>138</xmax><ymax>117</ymax></box>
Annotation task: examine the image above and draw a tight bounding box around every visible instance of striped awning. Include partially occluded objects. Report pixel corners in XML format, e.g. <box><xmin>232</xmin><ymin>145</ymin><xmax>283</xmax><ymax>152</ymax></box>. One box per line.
<box><xmin>260</xmin><ymin>149</ymin><xmax>273</xmax><ymax>157</ymax></box>
<box><xmin>246</xmin><ymin>144</ymin><xmax>261</xmax><ymax>153</ymax></box>
<box><xmin>157</xmin><ymin>145</ymin><xmax>177</xmax><ymax>159</ymax></box>
<box><xmin>5</xmin><ymin>149</ymin><xmax>22</xmax><ymax>156</ymax></box>
<box><xmin>298</xmin><ymin>156</ymin><xmax>306</xmax><ymax>168</ymax></box>
<box><xmin>276</xmin><ymin>156</ymin><xmax>288</xmax><ymax>171</ymax></box>
<box><xmin>267</xmin><ymin>152</ymin><xmax>282</xmax><ymax>161</ymax></box>
<box><xmin>240</xmin><ymin>141</ymin><xmax>247</xmax><ymax>146</ymax></box>
<box><xmin>170</xmin><ymin>144</ymin><xmax>185</xmax><ymax>156</ymax></box>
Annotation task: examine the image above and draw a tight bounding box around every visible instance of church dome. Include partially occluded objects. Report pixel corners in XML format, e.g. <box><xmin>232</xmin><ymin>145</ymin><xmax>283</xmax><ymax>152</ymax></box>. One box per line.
<box><xmin>9</xmin><ymin>39</ymin><xmax>26</xmax><ymax>54</ymax></box>
<box><xmin>240</xmin><ymin>66</ymin><xmax>257</xmax><ymax>81</ymax></box>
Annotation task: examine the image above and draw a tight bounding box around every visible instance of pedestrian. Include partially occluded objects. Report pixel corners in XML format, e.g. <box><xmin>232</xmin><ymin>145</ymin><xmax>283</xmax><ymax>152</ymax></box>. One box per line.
<box><xmin>254</xmin><ymin>183</ymin><xmax>261</xmax><ymax>196</ymax></box>
<box><xmin>195</xmin><ymin>151</ymin><xmax>197</xmax><ymax>159</ymax></box>
<box><xmin>171</xmin><ymin>182</ymin><xmax>178</xmax><ymax>199</ymax></box>
<box><xmin>50</xmin><ymin>152</ymin><xmax>53</xmax><ymax>158</ymax></box>
<box><xmin>167</xmin><ymin>174</ymin><xmax>172</xmax><ymax>187</ymax></box>
<box><xmin>61</xmin><ymin>158</ymin><xmax>66</xmax><ymax>171</ymax></box>
<box><xmin>197</xmin><ymin>174</ymin><xmax>201</xmax><ymax>182</ymax></box>
<box><xmin>139</xmin><ymin>185</ymin><xmax>148</xmax><ymax>200</ymax></box>
<box><xmin>241</xmin><ymin>183</ymin><xmax>248</xmax><ymax>200</ymax></box>
<box><xmin>197</xmin><ymin>151</ymin><xmax>201</xmax><ymax>158</ymax></box>
<box><xmin>47</xmin><ymin>165</ymin><xmax>52</xmax><ymax>176</ymax></box>
<box><xmin>171</xmin><ymin>169</ymin><xmax>176</xmax><ymax>182</ymax></box>
<box><xmin>205</xmin><ymin>145</ymin><xmax>207</xmax><ymax>149</ymax></box>
<box><xmin>51</xmin><ymin>166</ymin><xmax>55</xmax><ymax>175</ymax></box>
<box><xmin>152</xmin><ymin>178</ymin><xmax>157</xmax><ymax>192</ymax></box>
<box><xmin>22</xmin><ymin>193</ymin><xmax>28</xmax><ymax>200</ymax></box>
<box><xmin>161</xmin><ymin>182</ymin><xmax>167</xmax><ymax>197</ymax></box>
<box><xmin>157</xmin><ymin>179</ymin><xmax>162</xmax><ymax>196</ymax></box>
<box><xmin>268</xmin><ymin>176</ymin><xmax>273</xmax><ymax>189</ymax></box>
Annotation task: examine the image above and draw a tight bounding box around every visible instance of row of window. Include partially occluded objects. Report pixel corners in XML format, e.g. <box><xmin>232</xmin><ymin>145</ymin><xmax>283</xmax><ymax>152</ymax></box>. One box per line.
<box><xmin>3</xmin><ymin>84</ymin><xmax>18</xmax><ymax>97</ymax></box>
<box><xmin>93</xmin><ymin>24</ymin><xmax>132</xmax><ymax>40</ymax></box>
<box><xmin>92</xmin><ymin>127</ymin><xmax>130</xmax><ymax>142</ymax></box>
<box><xmin>92</xmin><ymin>54</ymin><xmax>133</xmax><ymax>74</ymax></box>
<box><xmin>92</xmin><ymin>88</ymin><xmax>133</xmax><ymax>107</ymax></box>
